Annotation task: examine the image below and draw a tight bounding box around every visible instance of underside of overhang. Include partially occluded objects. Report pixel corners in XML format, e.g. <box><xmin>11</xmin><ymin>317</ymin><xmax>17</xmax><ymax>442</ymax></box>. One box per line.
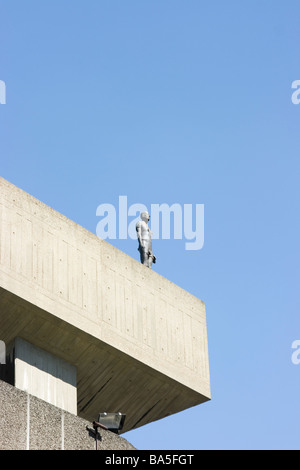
<box><xmin>0</xmin><ymin>287</ymin><xmax>209</xmax><ymax>433</ymax></box>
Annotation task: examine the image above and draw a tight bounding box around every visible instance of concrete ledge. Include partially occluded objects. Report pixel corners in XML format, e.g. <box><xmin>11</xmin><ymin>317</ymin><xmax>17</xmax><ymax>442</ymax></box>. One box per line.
<box><xmin>0</xmin><ymin>177</ymin><xmax>210</xmax><ymax>431</ymax></box>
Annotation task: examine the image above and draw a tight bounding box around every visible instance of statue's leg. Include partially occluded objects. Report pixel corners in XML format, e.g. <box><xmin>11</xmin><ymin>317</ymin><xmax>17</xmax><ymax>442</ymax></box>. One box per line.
<box><xmin>140</xmin><ymin>246</ymin><xmax>148</xmax><ymax>265</ymax></box>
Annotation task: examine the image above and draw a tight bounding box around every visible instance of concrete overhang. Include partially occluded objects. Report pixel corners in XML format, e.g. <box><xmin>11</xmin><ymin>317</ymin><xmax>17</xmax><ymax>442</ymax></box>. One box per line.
<box><xmin>0</xmin><ymin>177</ymin><xmax>210</xmax><ymax>433</ymax></box>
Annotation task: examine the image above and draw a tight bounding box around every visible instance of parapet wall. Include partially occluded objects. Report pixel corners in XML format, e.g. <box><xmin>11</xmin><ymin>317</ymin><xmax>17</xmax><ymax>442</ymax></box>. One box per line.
<box><xmin>0</xmin><ymin>379</ymin><xmax>135</xmax><ymax>450</ymax></box>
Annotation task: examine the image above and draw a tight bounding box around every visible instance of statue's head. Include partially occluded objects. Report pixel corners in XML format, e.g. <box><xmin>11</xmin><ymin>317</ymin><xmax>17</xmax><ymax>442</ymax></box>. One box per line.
<box><xmin>140</xmin><ymin>211</ymin><xmax>150</xmax><ymax>222</ymax></box>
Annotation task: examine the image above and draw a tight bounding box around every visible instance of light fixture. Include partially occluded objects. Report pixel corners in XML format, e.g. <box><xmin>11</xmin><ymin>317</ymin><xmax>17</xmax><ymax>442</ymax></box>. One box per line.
<box><xmin>87</xmin><ymin>412</ymin><xmax>126</xmax><ymax>449</ymax></box>
<box><xmin>97</xmin><ymin>412</ymin><xmax>126</xmax><ymax>434</ymax></box>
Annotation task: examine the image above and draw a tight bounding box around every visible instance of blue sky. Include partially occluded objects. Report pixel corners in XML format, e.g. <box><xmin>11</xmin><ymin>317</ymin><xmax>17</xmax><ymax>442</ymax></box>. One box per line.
<box><xmin>1</xmin><ymin>1</ymin><xmax>300</xmax><ymax>449</ymax></box>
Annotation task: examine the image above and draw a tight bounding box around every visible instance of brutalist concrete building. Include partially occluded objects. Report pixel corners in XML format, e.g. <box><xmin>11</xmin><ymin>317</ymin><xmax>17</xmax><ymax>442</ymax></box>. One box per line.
<box><xmin>0</xmin><ymin>177</ymin><xmax>210</xmax><ymax>450</ymax></box>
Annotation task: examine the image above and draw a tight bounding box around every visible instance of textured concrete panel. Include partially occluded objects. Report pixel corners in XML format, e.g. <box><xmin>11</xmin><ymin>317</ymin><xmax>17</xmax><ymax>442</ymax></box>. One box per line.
<box><xmin>0</xmin><ymin>379</ymin><xmax>27</xmax><ymax>450</ymax></box>
<box><xmin>0</xmin><ymin>380</ymin><xmax>135</xmax><ymax>450</ymax></box>
<box><xmin>0</xmin><ymin>177</ymin><xmax>210</xmax><ymax>431</ymax></box>
<box><xmin>29</xmin><ymin>393</ymin><xmax>62</xmax><ymax>450</ymax></box>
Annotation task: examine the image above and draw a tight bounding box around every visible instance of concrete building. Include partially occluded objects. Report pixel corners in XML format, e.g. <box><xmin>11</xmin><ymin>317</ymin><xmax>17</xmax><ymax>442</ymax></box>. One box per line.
<box><xmin>0</xmin><ymin>177</ymin><xmax>210</xmax><ymax>450</ymax></box>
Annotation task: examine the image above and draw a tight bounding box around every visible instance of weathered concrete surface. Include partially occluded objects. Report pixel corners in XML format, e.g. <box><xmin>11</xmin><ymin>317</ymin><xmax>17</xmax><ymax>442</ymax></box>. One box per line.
<box><xmin>0</xmin><ymin>177</ymin><xmax>210</xmax><ymax>432</ymax></box>
<box><xmin>5</xmin><ymin>337</ymin><xmax>77</xmax><ymax>415</ymax></box>
<box><xmin>0</xmin><ymin>379</ymin><xmax>136</xmax><ymax>450</ymax></box>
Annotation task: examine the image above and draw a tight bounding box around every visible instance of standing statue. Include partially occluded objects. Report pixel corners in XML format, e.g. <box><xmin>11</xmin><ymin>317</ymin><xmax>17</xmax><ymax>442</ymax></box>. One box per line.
<box><xmin>136</xmin><ymin>211</ymin><xmax>156</xmax><ymax>268</ymax></box>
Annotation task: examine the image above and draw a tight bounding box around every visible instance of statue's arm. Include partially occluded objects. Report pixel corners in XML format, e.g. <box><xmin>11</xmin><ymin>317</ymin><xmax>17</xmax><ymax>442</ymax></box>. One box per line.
<box><xmin>136</xmin><ymin>222</ymin><xmax>144</xmax><ymax>248</ymax></box>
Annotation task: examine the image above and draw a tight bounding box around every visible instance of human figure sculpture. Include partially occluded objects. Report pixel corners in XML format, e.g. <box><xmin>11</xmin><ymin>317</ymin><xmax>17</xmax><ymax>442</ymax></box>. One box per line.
<box><xmin>136</xmin><ymin>211</ymin><xmax>156</xmax><ymax>268</ymax></box>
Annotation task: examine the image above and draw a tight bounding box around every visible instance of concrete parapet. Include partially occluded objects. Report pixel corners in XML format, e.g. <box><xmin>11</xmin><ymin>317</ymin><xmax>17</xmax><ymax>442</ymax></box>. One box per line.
<box><xmin>0</xmin><ymin>379</ymin><xmax>135</xmax><ymax>450</ymax></box>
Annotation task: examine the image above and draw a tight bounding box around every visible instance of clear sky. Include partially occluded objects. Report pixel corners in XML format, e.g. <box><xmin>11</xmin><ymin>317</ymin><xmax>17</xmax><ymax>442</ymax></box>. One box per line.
<box><xmin>1</xmin><ymin>1</ymin><xmax>299</xmax><ymax>450</ymax></box>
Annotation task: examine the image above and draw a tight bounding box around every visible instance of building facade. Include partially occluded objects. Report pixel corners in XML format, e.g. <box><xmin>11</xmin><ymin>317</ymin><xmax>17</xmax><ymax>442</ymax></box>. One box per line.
<box><xmin>0</xmin><ymin>177</ymin><xmax>210</xmax><ymax>450</ymax></box>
